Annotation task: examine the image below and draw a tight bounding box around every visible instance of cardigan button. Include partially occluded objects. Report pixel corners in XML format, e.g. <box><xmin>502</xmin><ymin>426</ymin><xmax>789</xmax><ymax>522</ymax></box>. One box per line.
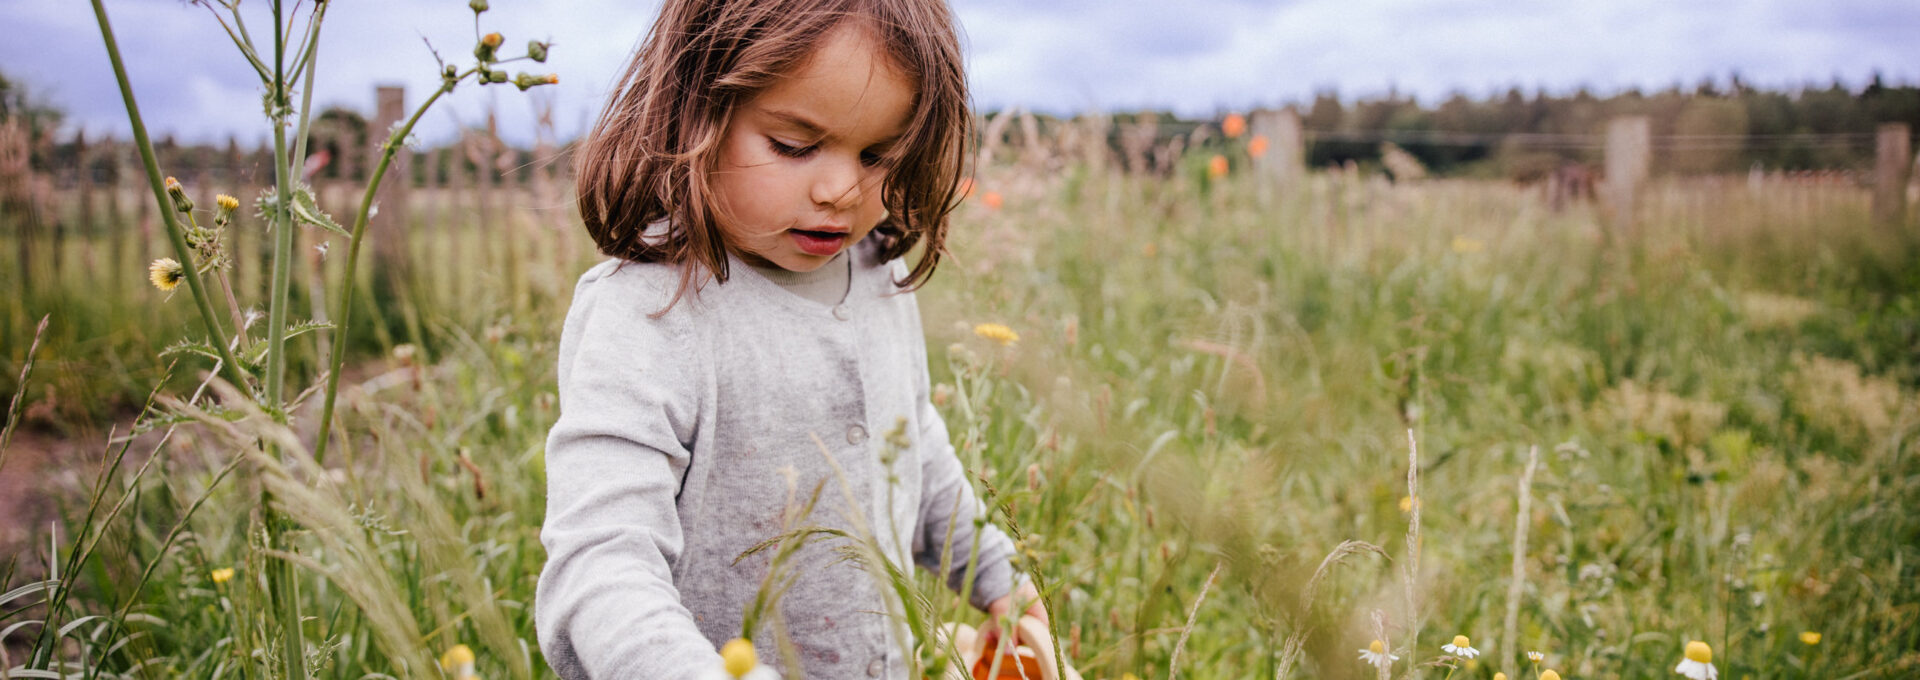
<box><xmin>866</xmin><ymin>657</ymin><xmax>884</xmax><ymax>677</ymax></box>
<box><xmin>846</xmin><ymin>424</ymin><xmax>869</xmax><ymax>445</ymax></box>
<box><xmin>831</xmin><ymin>304</ymin><xmax>850</xmax><ymax>320</ymax></box>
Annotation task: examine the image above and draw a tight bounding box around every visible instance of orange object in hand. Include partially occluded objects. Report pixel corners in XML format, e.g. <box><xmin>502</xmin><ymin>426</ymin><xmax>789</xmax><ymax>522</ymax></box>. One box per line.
<box><xmin>934</xmin><ymin>616</ymin><xmax>1083</xmax><ymax>680</ymax></box>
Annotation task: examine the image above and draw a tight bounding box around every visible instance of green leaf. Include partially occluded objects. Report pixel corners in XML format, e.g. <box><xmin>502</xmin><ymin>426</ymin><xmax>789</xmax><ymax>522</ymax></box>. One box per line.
<box><xmin>290</xmin><ymin>186</ymin><xmax>350</xmax><ymax>238</ymax></box>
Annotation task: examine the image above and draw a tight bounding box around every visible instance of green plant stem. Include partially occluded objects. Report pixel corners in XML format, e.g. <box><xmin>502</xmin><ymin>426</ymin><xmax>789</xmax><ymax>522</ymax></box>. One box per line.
<box><xmin>89</xmin><ymin>0</ymin><xmax>249</xmax><ymax>393</ymax></box>
<box><xmin>262</xmin><ymin>4</ymin><xmax>310</xmax><ymax>680</ymax></box>
<box><xmin>311</xmin><ymin>77</ymin><xmax>458</xmax><ymax>466</ymax></box>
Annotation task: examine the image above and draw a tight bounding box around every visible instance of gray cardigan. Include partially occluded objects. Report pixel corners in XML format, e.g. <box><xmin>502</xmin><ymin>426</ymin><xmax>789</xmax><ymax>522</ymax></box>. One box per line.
<box><xmin>536</xmin><ymin>240</ymin><xmax>1019</xmax><ymax>679</ymax></box>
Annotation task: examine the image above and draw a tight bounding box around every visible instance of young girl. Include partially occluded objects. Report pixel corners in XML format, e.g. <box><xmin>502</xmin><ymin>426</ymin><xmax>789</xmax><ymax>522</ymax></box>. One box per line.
<box><xmin>534</xmin><ymin>0</ymin><xmax>1047</xmax><ymax>677</ymax></box>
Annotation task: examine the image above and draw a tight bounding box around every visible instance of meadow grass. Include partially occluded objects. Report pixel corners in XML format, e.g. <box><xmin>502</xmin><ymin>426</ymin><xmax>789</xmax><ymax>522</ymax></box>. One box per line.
<box><xmin>2</xmin><ymin>161</ymin><xmax>1917</xmax><ymax>679</ymax></box>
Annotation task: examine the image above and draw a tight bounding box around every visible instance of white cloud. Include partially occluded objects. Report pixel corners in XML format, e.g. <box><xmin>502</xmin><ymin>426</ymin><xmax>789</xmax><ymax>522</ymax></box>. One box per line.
<box><xmin>2</xmin><ymin>0</ymin><xmax>1913</xmax><ymax>145</ymax></box>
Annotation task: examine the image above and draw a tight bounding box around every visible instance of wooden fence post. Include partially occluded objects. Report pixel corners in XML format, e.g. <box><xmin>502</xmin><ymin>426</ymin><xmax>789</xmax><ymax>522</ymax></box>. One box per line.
<box><xmin>1249</xmin><ymin>108</ymin><xmax>1305</xmax><ymax>193</ymax></box>
<box><xmin>371</xmin><ymin>85</ymin><xmax>411</xmax><ymax>279</ymax></box>
<box><xmin>1874</xmin><ymin>123</ymin><xmax>1911</xmax><ymax>229</ymax></box>
<box><xmin>1604</xmin><ymin>116</ymin><xmax>1651</xmax><ymax>239</ymax></box>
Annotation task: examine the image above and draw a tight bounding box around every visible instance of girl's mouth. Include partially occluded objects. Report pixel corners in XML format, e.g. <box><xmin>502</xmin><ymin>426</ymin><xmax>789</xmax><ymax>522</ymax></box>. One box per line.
<box><xmin>789</xmin><ymin>229</ymin><xmax>846</xmax><ymax>256</ymax></box>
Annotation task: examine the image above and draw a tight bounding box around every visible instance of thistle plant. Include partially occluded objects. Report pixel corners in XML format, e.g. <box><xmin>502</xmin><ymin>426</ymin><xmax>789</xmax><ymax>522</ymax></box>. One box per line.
<box><xmin>81</xmin><ymin>0</ymin><xmax>554</xmax><ymax>677</ymax></box>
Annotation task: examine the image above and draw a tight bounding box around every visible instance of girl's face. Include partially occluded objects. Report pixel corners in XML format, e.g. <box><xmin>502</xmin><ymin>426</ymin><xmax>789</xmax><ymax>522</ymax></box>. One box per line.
<box><xmin>710</xmin><ymin>22</ymin><xmax>915</xmax><ymax>273</ymax></box>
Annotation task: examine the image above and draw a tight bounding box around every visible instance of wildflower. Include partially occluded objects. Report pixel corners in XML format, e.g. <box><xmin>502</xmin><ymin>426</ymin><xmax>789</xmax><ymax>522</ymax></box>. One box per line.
<box><xmin>1541</xmin><ymin>671</ymin><xmax>1561</xmax><ymax>680</ymax></box>
<box><xmin>149</xmin><ymin>258</ymin><xmax>185</xmax><ymax>292</ymax></box>
<box><xmin>1527</xmin><ymin>651</ymin><xmax>1545</xmax><ymax>663</ymax></box>
<box><xmin>165</xmin><ymin>176</ymin><xmax>193</xmax><ymax>212</ymax></box>
<box><xmin>1494</xmin><ymin>674</ymin><xmax>1508</xmax><ymax>680</ymax></box>
<box><xmin>719</xmin><ymin>638</ymin><xmax>779</xmax><ymax>679</ymax></box>
<box><xmin>1221</xmin><ymin>112</ymin><xmax>1247</xmax><ymax>138</ymax></box>
<box><xmin>1399</xmin><ymin>496</ymin><xmax>1417</xmax><ymax>513</ymax></box>
<box><xmin>1799</xmin><ymin>631</ymin><xmax>1820</xmax><ymax>645</ymax></box>
<box><xmin>1248</xmin><ymin>133</ymin><xmax>1270</xmax><ymax>158</ymax></box>
<box><xmin>488</xmin><ymin>70</ymin><xmax>509</xmax><ymax>84</ymax></box>
<box><xmin>981</xmin><ymin>190</ymin><xmax>1003</xmax><ymax>210</ymax></box>
<box><xmin>931</xmin><ymin>383</ymin><xmax>953</xmax><ymax>407</ymax></box>
<box><xmin>527</xmin><ymin>40</ymin><xmax>549</xmax><ymax>63</ymax></box>
<box><xmin>468</xmin><ymin>0</ymin><xmax>488</xmax><ymax>12</ymax></box>
<box><xmin>1675</xmin><ymin>640</ymin><xmax>1717</xmax><ymax>680</ymax></box>
<box><xmin>1208</xmin><ymin>154</ymin><xmax>1229</xmax><ymax>178</ymax></box>
<box><xmin>514</xmin><ymin>72</ymin><xmax>559</xmax><ymax>91</ymax></box>
<box><xmin>393</xmin><ymin>343</ymin><xmax>418</xmax><ymax>363</ymax></box>
<box><xmin>439</xmin><ymin>644</ymin><xmax>476</xmax><ymax>680</ymax></box>
<box><xmin>476</xmin><ymin>32</ymin><xmax>503</xmax><ymax>62</ymax></box>
<box><xmin>973</xmin><ymin>323</ymin><xmax>1019</xmax><ymax>346</ymax></box>
<box><xmin>1357</xmin><ymin>639</ymin><xmax>1398</xmax><ymax>668</ymax></box>
<box><xmin>210</xmin><ymin>567</ymin><xmax>234</xmax><ymax>584</ymax></box>
<box><xmin>1443</xmin><ymin>635</ymin><xmax>1479</xmax><ymax>659</ymax></box>
<box><xmin>214</xmin><ymin>194</ymin><xmax>239</xmax><ymax>226</ymax></box>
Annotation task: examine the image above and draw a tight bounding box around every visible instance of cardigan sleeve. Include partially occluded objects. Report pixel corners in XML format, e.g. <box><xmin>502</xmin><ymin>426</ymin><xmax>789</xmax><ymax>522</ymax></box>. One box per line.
<box><xmin>535</xmin><ymin>270</ymin><xmax>723</xmax><ymax>680</ymax></box>
<box><xmin>895</xmin><ymin>282</ymin><xmax>1022</xmax><ymax>611</ymax></box>
<box><xmin>911</xmin><ymin>396</ymin><xmax>1024</xmax><ymax>611</ymax></box>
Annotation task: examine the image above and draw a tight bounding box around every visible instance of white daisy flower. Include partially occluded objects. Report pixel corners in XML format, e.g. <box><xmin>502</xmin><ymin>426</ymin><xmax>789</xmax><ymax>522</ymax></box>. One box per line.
<box><xmin>1675</xmin><ymin>640</ymin><xmax>1718</xmax><ymax>680</ymax></box>
<box><xmin>1357</xmin><ymin>639</ymin><xmax>1399</xmax><ymax>668</ymax></box>
<box><xmin>717</xmin><ymin>638</ymin><xmax>781</xmax><ymax>680</ymax></box>
<box><xmin>1443</xmin><ymin>634</ymin><xmax>1480</xmax><ymax>659</ymax></box>
<box><xmin>1526</xmin><ymin>650</ymin><xmax>1545</xmax><ymax>663</ymax></box>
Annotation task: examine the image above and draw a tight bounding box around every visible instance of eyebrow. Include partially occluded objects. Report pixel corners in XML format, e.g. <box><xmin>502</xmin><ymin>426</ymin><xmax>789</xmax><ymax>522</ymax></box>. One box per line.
<box><xmin>763</xmin><ymin>108</ymin><xmax>904</xmax><ymax>146</ymax></box>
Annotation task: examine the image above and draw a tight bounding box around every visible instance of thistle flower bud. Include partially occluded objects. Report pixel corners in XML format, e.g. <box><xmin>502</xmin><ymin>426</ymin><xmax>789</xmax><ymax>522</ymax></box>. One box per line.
<box><xmin>443</xmin><ymin>64</ymin><xmax>460</xmax><ymax>81</ymax></box>
<box><xmin>513</xmin><ymin>72</ymin><xmax>559</xmax><ymax>91</ymax></box>
<box><xmin>527</xmin><ymin>40</ymin><xmax>548</xmax><ymax>63</ymax></box>
<box><xmin>468</xmin><ymin>0</ymin><xmax>488</xmax><ymax>13</ymax></box>
<box><xmin>165</xmin><ymin>176</ymin><xmax>193</xmax><ymax>212</ymax></box>
<box><xmin>488</xmin><ymin>70</ymin><xmax>508</xmax><ymax>84</ymax></box>
<box><xmin>214</xmin><ymin>194</ymin><xmax>239</xmax><ymax>226</ymax></box>
<box><xmin>475</xmin><ymin>32</ymin><xmax>503</xmax><ymax>62</ymax></box>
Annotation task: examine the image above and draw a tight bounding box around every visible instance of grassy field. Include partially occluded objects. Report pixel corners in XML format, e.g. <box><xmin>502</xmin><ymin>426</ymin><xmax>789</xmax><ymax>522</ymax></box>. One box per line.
<box><xmin>2</xmin><ymin>158</ymin><xmax>1917</xmax><ymax>679</ymax></box>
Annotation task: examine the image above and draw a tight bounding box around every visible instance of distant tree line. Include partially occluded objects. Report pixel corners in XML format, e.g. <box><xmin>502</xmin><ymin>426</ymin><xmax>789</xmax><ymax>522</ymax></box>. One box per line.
<box><xmin>1293</xmin><ymin>75</ymin><xmax>1920</xmax><ymax>178</ymax></box>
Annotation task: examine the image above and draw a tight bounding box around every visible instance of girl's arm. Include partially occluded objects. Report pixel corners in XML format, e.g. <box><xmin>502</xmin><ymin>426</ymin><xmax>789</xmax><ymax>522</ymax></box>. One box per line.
<box><xmin>909</xmin><ymin>386</ymin><xmax>1024</xmax><ymax>611</ymax></box>
<box><xmin>535</xmin><ymin>272</ymin><xmax>721</xmax><ymax>680</ymax></box>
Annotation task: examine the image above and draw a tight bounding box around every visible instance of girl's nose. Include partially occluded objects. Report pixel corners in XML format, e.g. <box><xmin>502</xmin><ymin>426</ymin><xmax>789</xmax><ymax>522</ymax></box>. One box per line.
<box><xmin>810</xmin><ymin>155</ymin><xmax>867</xmax><ymax>211</ymax></box>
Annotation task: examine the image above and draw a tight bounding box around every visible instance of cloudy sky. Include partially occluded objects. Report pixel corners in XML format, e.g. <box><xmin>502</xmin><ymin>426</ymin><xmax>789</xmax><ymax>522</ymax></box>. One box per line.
<box><xmin>4</xmin><ymin>0</ymin><xmax>1916</xmax><ymax>146</ymax></box>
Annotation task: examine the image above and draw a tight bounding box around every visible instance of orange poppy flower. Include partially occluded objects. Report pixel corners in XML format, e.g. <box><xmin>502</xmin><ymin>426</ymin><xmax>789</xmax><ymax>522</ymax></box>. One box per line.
<box><xmin>1222</xmin><ymin>113</ymin><xmax>1247</xmax><ymax>139</ymax></box>
<box><xmin>1208</xmin><ymin>154</ymin><xmax>1229</xmax><ymax>178</ymax></box>
<box><xmin>1247</xmin><ymin>134</ymin><xmax>1270</xmax><ymax>158</ymax></box>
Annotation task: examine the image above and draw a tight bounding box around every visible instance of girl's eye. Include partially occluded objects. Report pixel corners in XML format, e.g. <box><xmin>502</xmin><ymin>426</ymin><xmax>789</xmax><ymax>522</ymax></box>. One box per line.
<box><xmin>859</xmin><ymin>150</ymin><xmax>886</xmax><ymax>167</ymax></box>
<box><xmin>767</xmin><ymin>138</ymin><xmax>815</xmax><ymax>158</ymax></box>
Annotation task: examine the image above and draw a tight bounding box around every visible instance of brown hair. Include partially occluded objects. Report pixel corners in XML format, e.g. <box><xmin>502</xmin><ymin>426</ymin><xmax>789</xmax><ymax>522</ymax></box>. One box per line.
<box><xmin>575</xmin><ymin>0</ymin><xmax>969</xmax><ymax>309</ymax></box>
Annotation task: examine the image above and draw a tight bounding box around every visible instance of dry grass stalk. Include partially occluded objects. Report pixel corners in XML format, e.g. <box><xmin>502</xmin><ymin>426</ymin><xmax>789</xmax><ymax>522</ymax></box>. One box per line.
<box><xmin>1273</xmin><ymin>540</ymin><xmax>1388</xmax><ymax>680</ymax></box>
<box><xmin>1500</xmin><ymin>445</ymin><xmax>1541</xmax><ymax>673</ymax></box>
<box><xmin>1167</xmin><ymin>560</ymin><xmax>1223</xmax><ymax>680</ymax></box>
<box><xmin>1176</xmin><ymin>338</ymin><xmax>1269</xmax><ymax>408</ymax></box>
<box><xmin>1401</xmin><ymin>428</ymin><xmax>1422</xmax><ymax>669</ymax></box>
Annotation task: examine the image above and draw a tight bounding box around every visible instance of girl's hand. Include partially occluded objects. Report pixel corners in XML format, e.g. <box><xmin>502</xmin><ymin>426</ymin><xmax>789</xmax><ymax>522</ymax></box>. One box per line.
<box><xmin>978</xmin><ymin>581</ymin><xmax>1049</xmax><ymax>653</ymax></box>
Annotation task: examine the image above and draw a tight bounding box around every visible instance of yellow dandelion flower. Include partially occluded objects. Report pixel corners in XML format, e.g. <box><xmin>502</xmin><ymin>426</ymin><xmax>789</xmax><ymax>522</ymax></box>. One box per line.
<box><xmin>215</xmin><ymin>194</ymin><xmax>239</xmax><ymax>211</ymax></box>
<box><xmin>973</xmin><ymin>323</ymin><xmax>1019</xmax><ymax>346</ymax></box>
<box><xmin>149</xmin><ymin>258</ymin><xmax>185</xmax><ymax>291</ymax></box>
<box><xmin>1443</xmin><ymin>634</ymin><xmax>1479</xmax><ymax>659</ymax></box>
<box><xmin>1799</xmin><ymin>631</ymin><xmax>1820</xmax><ymax>645</ymax></box>
<box><xmin>440</xmin><ymin>644</ymin><xmax>476</xmax><ymax>679</ymax></box>
<box><xmin>1676</xmin><ymin>640</ymin><xmax>1717</xmax><ymax>680</ymax></box>
<box><xmin>210</xmin><ymin>567</ymin><xmax>234</xmax><ymax>584</ymax></box>
<box><xmin>1541</xmin><ymin>671</ymin><xmax>1561</xmax><ymax>680</ymax></box>
<box><xmin>1494</xmin><ymin>673</ymin><xmax>1508</xmax><ymax>680</ymax></box>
